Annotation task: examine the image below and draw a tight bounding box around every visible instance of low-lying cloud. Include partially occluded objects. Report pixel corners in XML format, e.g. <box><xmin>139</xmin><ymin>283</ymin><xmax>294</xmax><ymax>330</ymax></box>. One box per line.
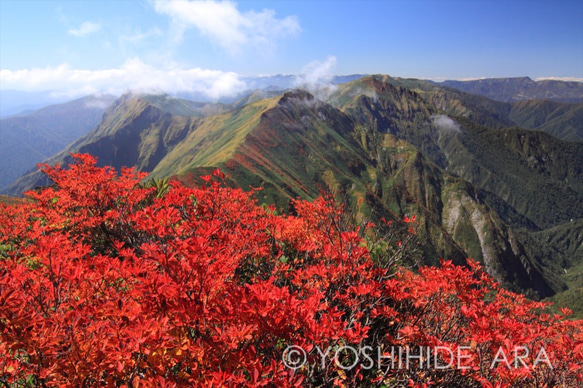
<box><xmin>0</xmin><ymin>59</ymin><xmax>248</xmax><ymax>100</ymax></box>
<box><xmin>432</xmin><ymin>115</ymin><xmax>461</xmax><ymax>133</ymax></box>
<box><xmin>83</xmin><ymin>95</ymin><xmax>116</xmax><ymax>109</ymax></box>
<box><xmin>152</xmin><ymin>0</ymin><xmax>300</xmax><ymax>55</ymax></box>
<box><xmin>293</xmin><ymin>56</ymin><xmax>337</xmax><ymax>99</ymax></box>
<box><xmin>349</xmin><ymin>87</ymin><xmax>378</xmax><ymax>103</ymax></box>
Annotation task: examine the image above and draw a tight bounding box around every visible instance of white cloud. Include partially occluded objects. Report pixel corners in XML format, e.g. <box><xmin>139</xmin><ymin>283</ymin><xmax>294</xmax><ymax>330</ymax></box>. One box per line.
<box><xmin>119</xmin><ymin>27</ymin><xmax>163</xmax><ymax>46</ymax></box>
<box><xmin>68</xmin><ymin>21</ymin><xmax>101</xmax><ymax>37</ymax></box>
<box><xmin>293</xmin><ymin>56</ymin><xmax>337</xmax><ymax>99</ymax></box>
<box><xmin>431</xmin><ymin>115</ymin><xmax>461</xmax><ymax>133</ymax></box>
<box><xmin>84</xmin><ymin>95</ymin><xmax>114</xmax><ymax>109</ymax></box>
<box><xmin>152</xmin><ymin>0</ymin><xmax>300</xmax><ymax>54</ymax></box>
<box><xmin>0</xmin><ymin>59</ymin><xmax>248</xmax><ymax>100</ymax></box>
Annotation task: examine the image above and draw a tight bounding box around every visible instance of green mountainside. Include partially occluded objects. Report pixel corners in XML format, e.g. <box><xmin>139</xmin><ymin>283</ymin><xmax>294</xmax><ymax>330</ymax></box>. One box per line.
<box><xmin>350</xmin><ymin>75</ymin><xmax>583</xmax><ymax>142</ymax></box>
<box><xmin>139</xmin><ymin>93</ymin><xmax>233</xmax><ymax>117</ymax></box>
<box><xmin>0</xmin><ymin>94</ymin><xmax>116</xmax><ymax>191</ymax></box>
<box><xmin>516</xmin><ymin>220</ymin><xmax>583</xmax><ymax>318</ymax></box>
<box><xmin>508</xmin><ymin>99</ymin><xmax>583</xmax><ymax>142</ymax></box>
<box><xmin>152</xmin><ymin>89</ymin><xmax>560</xmax><ymax>298</ymax></box>
<box><xmin>437</xmin><ymin>76</ymin><xmax>583</xmax><ymax>103</ymax></box>
<box><xmin>330</xmin><ymin>76</ymin><xmax>583</xmax><ymax>229</ymax></box>
<box><xmin>4</xmin><ymin>77</ymin><xmax>583</xmax><ymax>312</ymax></box>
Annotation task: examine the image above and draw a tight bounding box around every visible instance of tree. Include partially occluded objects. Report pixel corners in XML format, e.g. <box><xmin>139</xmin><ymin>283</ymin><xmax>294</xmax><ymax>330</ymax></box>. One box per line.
<box><xmin>0</xmin><ymin>154</ymin><xmax>581</xmax><ymax>387</ymax></box>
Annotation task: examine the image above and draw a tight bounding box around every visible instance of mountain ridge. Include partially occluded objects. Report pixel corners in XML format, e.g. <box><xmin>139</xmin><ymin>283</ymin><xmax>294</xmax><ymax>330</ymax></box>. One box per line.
<box><xmin>435</xmin><ymin>76</ymin><xmax>583</xmax><ymax>103</ymax></box>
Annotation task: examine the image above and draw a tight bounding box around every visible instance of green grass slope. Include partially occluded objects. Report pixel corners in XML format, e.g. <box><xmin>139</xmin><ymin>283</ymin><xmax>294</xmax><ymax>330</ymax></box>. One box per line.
<box><xmin>509</xmin><ymin>99</ymin><xmax>583</xmax><ymax>142</ymax></box>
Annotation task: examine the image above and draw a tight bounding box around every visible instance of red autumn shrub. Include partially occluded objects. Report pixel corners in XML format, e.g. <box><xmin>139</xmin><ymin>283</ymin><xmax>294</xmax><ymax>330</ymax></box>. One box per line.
<box><xmin>0</xmin><ymin>154</ymin><xmax>581</xmax><ymax>387</ymax></box>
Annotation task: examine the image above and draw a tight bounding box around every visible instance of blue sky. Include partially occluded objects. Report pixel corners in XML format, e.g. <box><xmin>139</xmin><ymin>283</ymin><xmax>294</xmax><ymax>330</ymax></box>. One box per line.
<box><xmin>1</xmin><ymin>0</ymin><xmax>582</xmax><ymax>98</ymax></box>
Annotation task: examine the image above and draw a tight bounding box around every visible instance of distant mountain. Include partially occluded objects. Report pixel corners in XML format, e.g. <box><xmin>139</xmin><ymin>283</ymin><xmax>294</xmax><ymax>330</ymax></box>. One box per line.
<box><xmin>0</xmin><ymin>90</ymin><xmax>77</xmax><ymax>117</ymax></box>
<box><xmin>435</xmin><ymin>77</ymin><xmax>583</xmax><ymax>103</ymax></box>
<box><xmin>241</xmin><ymin>74</ymin><xmax>366</xmax><ymax>90</ymax></box>
<box><xmin>361</xmin><ymin>75</ymin><xmax>583</xmax><ymax>142</ymax></box>
<box><xmin>138</xmin><ymin>93</ymin><xmax>234</xmax><ymax>117</ymax></box>
<box><xmin>508</xmin><ymin>99</ymin><xmax>583</xmax><ymax>142</ymax></box>
<box><xmin>0</xmin><ymin>94</ymin><xmax>116</xmax><ymax>191</ymax></box>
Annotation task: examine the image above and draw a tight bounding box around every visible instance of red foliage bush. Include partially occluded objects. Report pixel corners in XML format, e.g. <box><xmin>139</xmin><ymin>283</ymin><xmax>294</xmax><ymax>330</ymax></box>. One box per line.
<box><xmin>0</xmin><ymin>154</ymin><xmax>581</xmax><ymax>387</ymax></box>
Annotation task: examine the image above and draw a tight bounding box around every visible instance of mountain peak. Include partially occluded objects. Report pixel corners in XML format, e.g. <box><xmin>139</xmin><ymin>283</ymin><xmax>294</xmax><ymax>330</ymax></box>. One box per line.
<box><xmin>278</xmin><ymin>89</ymin><xmax>315</xmax><ymax>104</ymax></box>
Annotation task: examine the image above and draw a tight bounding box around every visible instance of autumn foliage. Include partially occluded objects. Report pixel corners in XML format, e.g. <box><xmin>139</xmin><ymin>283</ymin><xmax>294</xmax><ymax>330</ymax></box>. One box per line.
<box><xmin>0</xmin><ymin>154</ymin><xmax>581</xmax><ymax>387</ymax></box>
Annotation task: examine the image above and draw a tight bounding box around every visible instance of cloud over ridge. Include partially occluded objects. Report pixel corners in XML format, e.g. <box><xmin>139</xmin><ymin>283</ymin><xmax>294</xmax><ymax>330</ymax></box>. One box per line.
<box><xmin>293</xmin><ymin>56</ymin><xmax>338</xmax><ymax>99</ymax></box>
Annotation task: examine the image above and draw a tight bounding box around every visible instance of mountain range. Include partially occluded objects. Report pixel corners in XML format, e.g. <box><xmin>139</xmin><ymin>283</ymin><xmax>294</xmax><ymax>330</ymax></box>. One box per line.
<box><xmin>2</xmin><ymin>75</ymin><xmax>583</xmax><ymax>316</ymax></box>
<box><xmin>435</xmin><ymin>76</ymin><xmax>583</xmax><ymax>103</ymax></box>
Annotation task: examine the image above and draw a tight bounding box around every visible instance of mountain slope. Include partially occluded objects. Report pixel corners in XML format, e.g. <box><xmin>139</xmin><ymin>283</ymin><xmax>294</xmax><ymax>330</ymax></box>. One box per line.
<box><xmin>349</xmin><ymin>75</ymin><xmax>583</xmax><ymax>142</ymax></box>
<box><xmin>508</xmin><ymin>99</ymin><xmax>583</xmax><ymax>142</ymax></box>
<box><xmin>440</xmin><ymin>121</ymin><xmax>583</xmax><ymax>229</ymax></box>
<box><xmin>0</xmin><ymin>94</ymin><xmax>116</xmax><ymax>191</ymax></box>
<box><xmin>330</xmin><ymin>76</ymin><xmax>583</xmax><ymax>230</ymax></box>
<box><xmin>151</xmin><ymin>90</ymin><xmax>561</xmax><ymax>297</ymax></box>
